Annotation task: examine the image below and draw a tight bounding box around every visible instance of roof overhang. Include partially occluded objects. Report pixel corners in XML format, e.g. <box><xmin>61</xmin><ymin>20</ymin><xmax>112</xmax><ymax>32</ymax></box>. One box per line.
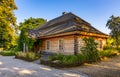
<box><xmin>36</xmin><ymin>31</ymin><xmax>109</xmax><ymax>39</ymax></box>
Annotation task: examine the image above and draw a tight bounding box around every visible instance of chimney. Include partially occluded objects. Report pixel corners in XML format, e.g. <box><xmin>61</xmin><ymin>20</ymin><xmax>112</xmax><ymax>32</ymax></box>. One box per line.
<box><xmin>62</xmin><ymin>12</ymin><xmax>67</xmax><ymax>15</ymax></box>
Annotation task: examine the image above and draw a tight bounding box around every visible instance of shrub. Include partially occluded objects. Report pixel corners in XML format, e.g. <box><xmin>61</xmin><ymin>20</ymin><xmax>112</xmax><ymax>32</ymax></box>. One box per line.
<box><xmin>77</xmin><ymin>54</ymin><xmax>87</xmax><ymax>63</ymax></box>
<box><xmin>49</xmin><ymin>54</ymin><xmax>65</xmax><ymax>61</ymax></box>
<box><xmin>60</xmin><ymin>55</ymin><xmax>78</xmax><ymax>64</ymax></box>
<box><xmin>100</xmin><ymin>48</ymin><xmax>119</xmax><ymax>58</ymax></box>
<box><xmin>49</xmin><ymin>54</ymin><xmax>86</xmax><ymax>65</ymax></box>
<box><xmin>15</xmin><ymin>52</ymin><xmax>39</xmax><ymax>61</ymax></box>
<box><xmin>0</xmin><ymin>51</ymin><xmax>15</xmax><ymax>56</ymax></box>
<box><xmin>26</xmin><ymin>52</ymin><xmax>37</xmax><ymax>60</ymax></box>
<box><xmin>81</xmin><ymin>37</ymin><xmax>100</xmax><ymax>62</ymax></box>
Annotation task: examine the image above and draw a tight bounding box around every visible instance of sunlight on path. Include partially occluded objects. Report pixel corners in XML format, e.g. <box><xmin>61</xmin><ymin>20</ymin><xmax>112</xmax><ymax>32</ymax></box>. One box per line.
<box><xmin>0</xmin><ymin>56</ymin><xmax>87</xmax><ymax>77</ymax></box>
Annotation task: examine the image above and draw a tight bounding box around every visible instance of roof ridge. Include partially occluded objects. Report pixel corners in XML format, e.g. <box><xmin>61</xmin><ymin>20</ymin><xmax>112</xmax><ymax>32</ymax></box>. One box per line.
<box><xmin>37</xmin><ymin>12</ymin><xmax>72</xmax><ymax>30</ymax></box>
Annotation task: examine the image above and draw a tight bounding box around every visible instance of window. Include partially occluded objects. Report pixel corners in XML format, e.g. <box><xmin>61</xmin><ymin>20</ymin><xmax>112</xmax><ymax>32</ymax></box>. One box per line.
<box><xmin>59</xmin><ymin>39</ymin><xmax>64</xmax><ymax>51</ymax></box>
<box><xmin>46</xmin><ymin>40</ymin><xmax>50</xmax><ymax>50</ymax></box>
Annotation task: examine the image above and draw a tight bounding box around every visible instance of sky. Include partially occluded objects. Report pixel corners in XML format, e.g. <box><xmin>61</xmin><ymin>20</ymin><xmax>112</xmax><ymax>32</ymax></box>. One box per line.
<box><xmin>14</xmin><ymin>0</ymin><xmax>120</xmax><ymax>34</ymax></box>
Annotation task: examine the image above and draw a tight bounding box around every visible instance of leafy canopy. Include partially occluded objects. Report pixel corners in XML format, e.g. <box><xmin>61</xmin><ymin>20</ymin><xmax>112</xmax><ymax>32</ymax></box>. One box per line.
<box><xmin>0</xmin><ymin>0</ymin><xmax>18</xmax><ymax>50</ymax></box>
<box><xmin>106</xmin><ymin>15</ymin><xmax>120</xmax><ymax>49</ymax></box>
<box><xmin>18</xmin><ymin>17</ymin><xmax>46</xmax><ymax>51</ymax></box>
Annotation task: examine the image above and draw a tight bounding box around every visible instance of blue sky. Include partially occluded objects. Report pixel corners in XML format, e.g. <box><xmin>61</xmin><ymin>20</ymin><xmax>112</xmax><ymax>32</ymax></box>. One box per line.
<box><xmin>14</xmin><ymin>0</ymin><xmax>120</xmax><ymax>34</ymax></box>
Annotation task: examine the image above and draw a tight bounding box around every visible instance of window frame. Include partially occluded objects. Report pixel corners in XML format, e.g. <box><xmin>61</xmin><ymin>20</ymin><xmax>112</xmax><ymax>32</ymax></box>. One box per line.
<box><xmin>59</xmin><ymin>39</ymin><xmax>64</xmax><ymax>51</ymax></box>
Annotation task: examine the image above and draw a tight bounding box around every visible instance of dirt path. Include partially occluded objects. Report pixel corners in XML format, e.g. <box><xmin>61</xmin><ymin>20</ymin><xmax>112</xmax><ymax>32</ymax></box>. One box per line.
<box><xmin>0</xmin><ymin>56</ymin><xmax>88</xmax><ymax>77</ymax></box>
<box><xmin>62</xmin><ymin>56</ymin><xmax>120</xmax><ymax>77</ymax></box>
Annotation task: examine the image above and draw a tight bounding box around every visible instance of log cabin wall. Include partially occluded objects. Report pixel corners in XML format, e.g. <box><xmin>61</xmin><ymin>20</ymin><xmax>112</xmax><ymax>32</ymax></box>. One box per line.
<box><xmin>41</xmin><ymin>35</ymin><xmax>74</xmax><ymax>55</ymax></box>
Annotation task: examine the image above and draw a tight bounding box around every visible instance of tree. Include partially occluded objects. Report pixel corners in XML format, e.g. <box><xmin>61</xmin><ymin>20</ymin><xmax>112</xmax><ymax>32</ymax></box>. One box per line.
<box><xmin>18</xmin><ymin>17</ymin><xmax>46</xmax><ymax>52</ymax></box>
<box><xmin>0</xmin><ymin>0</ymin><xmax>18</xmax><ymax>50</ymax></box>
<box><xmin>106</xmin><ymin>15</ymin><xmax>120</xmax><ymax>49</ymax></box>
<box><xmin>81</xmin><ymin>37</ymin><xmax>99</xmax><ymax>61</ymax></box>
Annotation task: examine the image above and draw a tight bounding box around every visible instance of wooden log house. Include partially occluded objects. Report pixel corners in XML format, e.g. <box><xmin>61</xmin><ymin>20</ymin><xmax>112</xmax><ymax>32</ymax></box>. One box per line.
<box><xmin>29</xmin><ymin>12</ymin><xmax>109</xmax><ymax>55</ymax></box>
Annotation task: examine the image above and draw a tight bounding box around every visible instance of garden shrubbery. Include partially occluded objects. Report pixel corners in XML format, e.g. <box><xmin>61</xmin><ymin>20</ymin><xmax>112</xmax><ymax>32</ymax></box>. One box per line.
<box><xmin>40</xmin><ymin>54</ymin><xmax>86</xmax><ymax>67</ymax></box>
<box><xmin>15</xmin><ymin>52</ymin><xmax>39</xmax><ymax>61</ymax></box>
<box><xmin>49</xmin><ymin>54</ymin><xmax>86</xmax><ymax>64</ymax></box>
<box><xmin>0</xmin><ymin>51</ymin><xmax>16</xmax><ymax>56</ymax></box>
<box><xmin>100</xmin><ymin>48</ymin><xmax>119</xmax><ymax>58</ymax></box>
<box><xmin>81</xmin><ymin>37</ymin><xmax>100</xmax><ymax>62</ymax></box>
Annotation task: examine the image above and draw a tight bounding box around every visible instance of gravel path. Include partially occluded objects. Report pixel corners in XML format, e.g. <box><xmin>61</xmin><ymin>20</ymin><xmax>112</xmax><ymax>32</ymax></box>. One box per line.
<box><xmin>0</xmin><ymin>56</ymin><xmax>87</xmax><ymax>77</ymax></box>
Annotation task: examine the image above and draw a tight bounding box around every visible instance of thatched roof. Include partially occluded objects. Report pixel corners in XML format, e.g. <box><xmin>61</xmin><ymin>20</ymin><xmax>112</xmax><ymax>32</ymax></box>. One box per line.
<box><xmin>29</xmin><ymin>12</ymin><xmax>108</xmax><ymax>38</ymax></box>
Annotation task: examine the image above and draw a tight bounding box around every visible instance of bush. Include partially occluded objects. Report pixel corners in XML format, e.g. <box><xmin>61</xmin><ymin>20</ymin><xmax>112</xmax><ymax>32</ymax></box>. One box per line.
<box><xmin>100</xmin><ymin>48</ymin><xmax>119</xmax><ymax>58</ymax></box>
<box><xmin>48</xmin><ymin>54</ymin><xmax>86</xmax><ymax>65</ymax></box>
<box><xmin>77</xmin><ymin>54</ymin><xmax>87</xmax><ymax>63</ymax></box>
<box><xmin>81</xmin><ymin>37</ymin><xmax>100</xmax><ymax>62</ymax></box>
<box><xmin>15</xmin><ymin>52</ymin><xmax>39</xmax><ymax>61</ymax></box>
<box><xmin>49</xmin><ymin>54</ymin><xmax>65</xmax><ymax>61</ymax></box>
<box><xmin>0</xmin><ymin>51</ymin><xmax>15</xmax><ymax>56</ymax></box>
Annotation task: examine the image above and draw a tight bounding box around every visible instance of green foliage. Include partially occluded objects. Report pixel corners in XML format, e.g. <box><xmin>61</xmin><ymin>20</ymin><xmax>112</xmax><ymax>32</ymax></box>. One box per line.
<box><xmin>0</xmin><ymin>0</ymin><xmax>18</xmax><ymax>50</ymax></box>
<box><xmin>18</xmin><ymin>17</ymin><xmax>46</xmax><ymax>51</ymax></box>
<box><xmin>17</xmin><ymin>31</ymin><xmax>36</xmax><ymax>51</ymax></box>
<box><xmin>15</xmin><ymin>52</ymin><xmax>26</xmax><ymax>58</ymax></box>
<box><xmin>19</xmin><ymin>17</ymin><xmax>46</xmax><ymax>30</ymax></box>
<box><xmin>103</xmin><ymin>37</ymin><xmax>115</xmax><ymax>50</ymax></box>
<box><xmin>49</xmin><ymin>54</ymin><xmax>86</xmax><ymax>64</ymax></box>
<box><xmin>106</xmin><ymin>15</ymin><xmax>120</xmax><ymax>49</ymax></box>
<box><xmin>81</xmin><ymin>37</ymin><xmax>99</xmax><ymax>61</ymax></box>
<box><xmin>49</xmin><ymin>54</ymin><xmax>65</xmax><ymax>61</ymax></box>
<box><xmin>77</xmin><ymin>54</ymin><xmax>87</xmax><ymax>63</ymax></box>
<box><xmin>26</xmin><ymin>52</ymin><xmax>37</xmax><ymax>60</ymax></box>
<box><xmin>15</xmin><ymin>52</ymin><xmax>39</xmax><ymax>61</ymax></box>
<box><xmin>0</xmin><ymin>51</ymin><xmax>16</xmax><ymax>56</ymax></box>
<box><xmin>100</xmin><ymin>48</ymin><xmax>119</xmax><ymax>58</ymax></box>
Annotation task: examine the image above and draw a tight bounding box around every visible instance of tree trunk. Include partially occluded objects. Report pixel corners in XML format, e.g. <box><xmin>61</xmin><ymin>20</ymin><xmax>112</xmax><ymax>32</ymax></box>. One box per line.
<box><xmin>23</xmin><ymin>43</ymin><xmax>26</xmax><ymax>52</ymax></box>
